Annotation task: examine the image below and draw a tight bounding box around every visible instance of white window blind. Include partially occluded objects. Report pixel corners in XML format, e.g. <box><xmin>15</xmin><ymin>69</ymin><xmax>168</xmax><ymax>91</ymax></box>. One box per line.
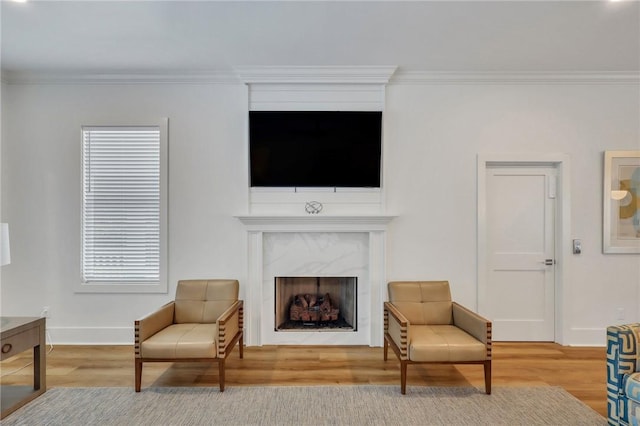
<box><xmin>82</xmin><ymin>126</ymin><xmax>161</xmax><ymax>284</ymax></box>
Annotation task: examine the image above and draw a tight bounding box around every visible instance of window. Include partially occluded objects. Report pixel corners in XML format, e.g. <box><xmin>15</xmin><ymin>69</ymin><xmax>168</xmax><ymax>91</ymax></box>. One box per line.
<box><xmin>80</xmin><ymin>120</ymin><xmax>167</xmax><ymax>293</ymax></box>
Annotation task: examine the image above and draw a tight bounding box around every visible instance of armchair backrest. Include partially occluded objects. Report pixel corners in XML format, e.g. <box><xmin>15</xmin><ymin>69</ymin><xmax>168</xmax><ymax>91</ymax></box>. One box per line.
<box><xmin>174</xmin><ymin>279</ymin><xmax>239</xmax><ymax>324</ymax></box>
<box><xmin>388</xmin><ymin>281</ymin><xmax>453</xmax><ymax>325</ymax></box>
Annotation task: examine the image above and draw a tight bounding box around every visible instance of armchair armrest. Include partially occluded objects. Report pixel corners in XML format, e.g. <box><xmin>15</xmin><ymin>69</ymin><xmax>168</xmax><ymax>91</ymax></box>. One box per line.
<box><xmin>216</xmin><ymin>300</ymin><xmax>243</xmax><ymax>357</ymax></box>
<box><xmin>452</xmin><ymin>302</ymin><xmax>491</xmax><ymax>353</ymax></box>
<box><xmin>134</xmin><ymin>301</ymin><xmax>175</xmax><ymax>358</ymax></box>
<box><xmin>385</xmin><ymin>302</ymin><xmax>408</xmax><ymax>328</ymax></box>
<box><xmin>384</xmin><ymin>301</ymin><xmax>409</xmax><ymax>360</ymax></box>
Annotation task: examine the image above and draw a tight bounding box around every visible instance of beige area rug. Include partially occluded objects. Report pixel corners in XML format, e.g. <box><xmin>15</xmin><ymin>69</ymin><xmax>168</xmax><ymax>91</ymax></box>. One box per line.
<box><xmin>3</xmin><ymin>385</ymin><xmax>605</xmax><ymax>425</ymax></box>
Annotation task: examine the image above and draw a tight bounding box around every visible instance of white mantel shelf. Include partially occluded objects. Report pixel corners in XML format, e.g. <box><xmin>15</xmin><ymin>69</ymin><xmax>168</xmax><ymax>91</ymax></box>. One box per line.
<box><xmin>235</xmin><ymin>215</ymin><xmax>396</xmax><ymax>232</ymax></box>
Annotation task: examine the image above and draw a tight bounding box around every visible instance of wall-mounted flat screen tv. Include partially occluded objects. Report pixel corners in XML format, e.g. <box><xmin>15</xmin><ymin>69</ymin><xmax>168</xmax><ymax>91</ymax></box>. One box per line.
<box><xmin>249</xmin><ymin>111</ymin><xmax>382</xmax><ymax>188</ymax></box>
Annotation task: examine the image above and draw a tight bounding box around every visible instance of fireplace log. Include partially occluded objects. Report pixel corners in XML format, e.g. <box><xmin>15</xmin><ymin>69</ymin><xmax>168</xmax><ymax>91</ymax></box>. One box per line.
<box><xmin>290</xmin><ymin>293</ymin><xmax>339</xmax><ymax>323</ymax></box>
<box><xmin>297</xmin><ymin>294</ymin><xmax>308</xmax><ymax>308</ymax></box>
<box><xmin>307</xmin><ymin>294</ymin><xmax>317</xmax><ymax>307</ymax></box>
<box><xmin>320</xmin><ymin>293</ymin><xmax>332</xmax><ymax>313</ymax></box>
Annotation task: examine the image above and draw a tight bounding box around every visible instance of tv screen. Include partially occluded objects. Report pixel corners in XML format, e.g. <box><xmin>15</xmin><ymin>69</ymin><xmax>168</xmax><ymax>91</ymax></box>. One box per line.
<box><xmin>249</xmin><ymin>111</ymin><xmax>382</xmax><ymax>188</ymax></box>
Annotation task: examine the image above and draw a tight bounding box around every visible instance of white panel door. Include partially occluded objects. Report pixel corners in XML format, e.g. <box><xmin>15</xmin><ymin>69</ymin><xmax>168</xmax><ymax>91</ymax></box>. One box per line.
<box><xmin>485</xmin><ymin>166</ymin><xmax>556</xmax><ymax>341</ymax></box>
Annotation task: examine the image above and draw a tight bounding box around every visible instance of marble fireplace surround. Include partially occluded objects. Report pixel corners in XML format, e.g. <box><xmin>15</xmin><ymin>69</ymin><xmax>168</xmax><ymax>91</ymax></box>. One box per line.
<box><xmin>236</xmin><ymin>215</ymin><xmax>394</xmax><ymax>346</ymax></box>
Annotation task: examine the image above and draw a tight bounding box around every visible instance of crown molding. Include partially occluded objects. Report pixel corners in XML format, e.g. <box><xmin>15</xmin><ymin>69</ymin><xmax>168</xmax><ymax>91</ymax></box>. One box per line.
<box><xmin>1</xmin><ymin>70</ymin><xmax>241</xmax><ymax>85</ymax></box>
<box><xmin>2</xmin><ymin>68</ymin><xmax>637</xmax><ymax>86</ymax></box>
<box><xmin>235</xmin><ymin>66</ymin><xmax>398</xmax><ymax>85</ymax></box>
<box><xmin>390</xmin><ymin>70</ymin><xmax>640</xmax><ymax>85</ymax></box>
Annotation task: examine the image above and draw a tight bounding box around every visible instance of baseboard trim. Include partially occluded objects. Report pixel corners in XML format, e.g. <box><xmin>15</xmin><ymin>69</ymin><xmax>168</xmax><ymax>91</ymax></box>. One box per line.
<box><xmin>564</xmin><ymin>327</ymin><xmax>607</xmax><ymax>347</ymax></box>
<box><xmin>47</xmin><ymin>326</ymin><xmax>133</xmax><ymax>345</ymax></box>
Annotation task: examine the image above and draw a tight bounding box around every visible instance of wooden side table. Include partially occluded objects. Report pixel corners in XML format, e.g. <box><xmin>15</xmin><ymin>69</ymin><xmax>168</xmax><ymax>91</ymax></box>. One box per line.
<box><xmin>0</xmin><ymin>316</ymin><xmax>46</xmax><ymax>419</ymax></box>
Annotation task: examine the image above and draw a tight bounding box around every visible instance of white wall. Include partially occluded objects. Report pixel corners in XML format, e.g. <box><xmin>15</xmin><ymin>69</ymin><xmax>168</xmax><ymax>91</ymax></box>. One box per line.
<box><xmin>1</xmin><ymin>82</ymin><xmax>249</xmax><ymax>342</ymax></box>
<box><xmin>1</xmin><ymin>78</ymin><xmax>639</xmax><ymax>345</ymax></box>
<box><xmin>384</xmin><ymin>82</ymin><xmax>640</xmax><ymax>345</ymax></box>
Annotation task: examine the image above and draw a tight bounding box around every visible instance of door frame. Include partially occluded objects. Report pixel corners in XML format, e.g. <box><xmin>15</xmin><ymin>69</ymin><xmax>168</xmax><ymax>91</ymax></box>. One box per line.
<box><xmin>477</xmin><ymin>153</ymin><xmax>571</xmax><ymax>344</ymax></box>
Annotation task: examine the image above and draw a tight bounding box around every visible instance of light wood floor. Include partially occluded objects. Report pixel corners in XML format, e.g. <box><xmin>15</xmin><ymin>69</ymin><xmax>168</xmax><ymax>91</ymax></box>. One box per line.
<box><xmin>0</xmin><ymin>343</ymin><xmax>607</xmax><ymax>418</ymax></box>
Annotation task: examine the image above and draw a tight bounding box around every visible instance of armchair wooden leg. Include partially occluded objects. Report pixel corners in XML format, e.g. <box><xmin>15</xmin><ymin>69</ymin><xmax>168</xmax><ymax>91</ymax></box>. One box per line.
<box><xmin>484</xmin><ymin>360</ymin><xmax>492</xmax><ymax>395</ymax></box>
<box><xmin>401</xmin><ymin>361</ymin><xmax>407</xmax><ymax>395</ymax></box>
<box><xmin>239</xmin><ymin>333</ymin><xmax>244</xmax><ymax>359</ymax></box>
<box><xmin>135</xmin><ymin>358</ymin><xmax>142</xmax><ymax>392</ymax></box>
<box><xmin>383</xmin><ymin>338</ymin><xmax>388</xmax><ymax>361</ymax></box>
<box><xmin>219</xmin><ymin>359</ymin><xmax>225</xmax><ymax>392</ymax></box>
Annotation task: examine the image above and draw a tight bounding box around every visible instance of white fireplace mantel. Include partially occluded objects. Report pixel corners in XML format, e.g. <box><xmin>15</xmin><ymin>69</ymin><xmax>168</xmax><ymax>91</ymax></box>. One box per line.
<box><xmin>235</xmin><ymin>214</ymin><xmax>396</xmax><ymax>232</ymax></box>
<box><xmin>237</xmin><ymin>214</ymin><xmax>395</xmax><ymax>346</ymax></box>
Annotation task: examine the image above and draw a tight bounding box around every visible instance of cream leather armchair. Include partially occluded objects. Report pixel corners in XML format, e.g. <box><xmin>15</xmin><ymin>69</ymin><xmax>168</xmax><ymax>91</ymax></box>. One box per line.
<box><xmin>134</xmin><ymin>279</ymin><xmax>243</xmax><ymax>392</ymax></box>
<box><xmin>384</xmin><ymin>281</ymin><xmax>491</xmax><ymax>394</ymax></box>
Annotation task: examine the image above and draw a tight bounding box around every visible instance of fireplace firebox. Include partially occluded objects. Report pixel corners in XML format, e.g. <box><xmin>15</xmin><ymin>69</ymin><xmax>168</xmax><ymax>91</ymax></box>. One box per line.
<box><xmin>274</xmin><ymin>277</ymin><xmax>357</xmax><ymax>332</ymax></box>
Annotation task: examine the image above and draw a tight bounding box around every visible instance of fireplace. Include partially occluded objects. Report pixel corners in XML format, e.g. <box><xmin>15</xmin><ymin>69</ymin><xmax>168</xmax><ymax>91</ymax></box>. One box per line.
<box><xmin>236</xmin><ymin>214</ymin><xmax>394</xmax><ymax>346</ymax></box>
<box><xmin>275</xmin><ymin>276</ymin><xmax>357</xmax><ymax>332</ymax></box>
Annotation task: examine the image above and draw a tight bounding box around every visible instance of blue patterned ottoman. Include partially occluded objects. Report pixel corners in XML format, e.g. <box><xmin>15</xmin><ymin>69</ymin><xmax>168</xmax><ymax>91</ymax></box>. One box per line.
<box><xmin>608</xmin><ymin>324</ymin><xmax>640</xmax><ymax>425</ymax></box>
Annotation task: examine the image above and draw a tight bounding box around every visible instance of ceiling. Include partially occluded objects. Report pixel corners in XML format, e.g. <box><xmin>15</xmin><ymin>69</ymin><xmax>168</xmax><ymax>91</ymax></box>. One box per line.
<box><xmin>1</xmin><ymin>0</ymin><xmax>639</xmax><ymax>77</ymax></box>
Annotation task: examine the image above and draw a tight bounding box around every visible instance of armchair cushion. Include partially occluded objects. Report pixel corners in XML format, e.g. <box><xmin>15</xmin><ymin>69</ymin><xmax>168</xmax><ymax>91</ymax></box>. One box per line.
<box><xmin>409</xmin><ymin>325</ymin><xmax>487</xmax><ymax>362</ymax></box>
<box><xmin>175</xmin><ymin>279</ymin><xmax>239</xmax><ymax>324</ymax></box>
<box><xmin>140</xmin><ymin>323</ymin><xmax>218</xmax><ymax>359</ymax></box>
<box><xmin>388</xmin><ymin>281</ymin><xmax>453</xmax><ymax>325</ymax></box>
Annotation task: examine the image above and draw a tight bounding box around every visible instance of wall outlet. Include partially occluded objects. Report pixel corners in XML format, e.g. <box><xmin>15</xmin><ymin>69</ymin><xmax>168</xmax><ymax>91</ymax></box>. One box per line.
<box><xmin>41</xmin><ymin>306</ymin><xmax>50</xmax><ymax>318</ymax></box>
<box><xmin>617</xmin><ymin>307</ymin><xmax>625</xmax><ymax>320</ymax></box>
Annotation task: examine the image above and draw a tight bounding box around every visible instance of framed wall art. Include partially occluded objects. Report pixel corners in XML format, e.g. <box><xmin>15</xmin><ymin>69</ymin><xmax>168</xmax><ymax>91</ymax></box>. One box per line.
<box><xmin>603</xmin><ymin>150</ymin><xmax>640</xmax><ymax>254</ymax></box>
